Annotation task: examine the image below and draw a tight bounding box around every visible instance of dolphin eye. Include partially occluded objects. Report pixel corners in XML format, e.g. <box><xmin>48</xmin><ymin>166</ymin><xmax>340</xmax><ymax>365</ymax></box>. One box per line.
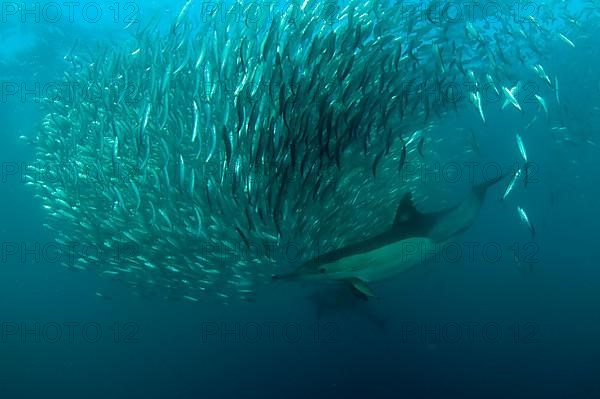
<box><xmin>319</xmin><ymin>267</ymin><xmax>327</xmax><ymax>274</ymax></box>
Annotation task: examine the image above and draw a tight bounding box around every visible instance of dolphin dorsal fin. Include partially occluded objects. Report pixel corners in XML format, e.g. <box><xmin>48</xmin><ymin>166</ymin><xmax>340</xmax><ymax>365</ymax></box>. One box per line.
<box><xmin>393</xmin><ymin>192</ymin><xmax>422</xmax><ymax>228</ymax></box>
<box><xmin>394</xmin><ymin>191</ymin><xmax>419</xmax><ymax>226</ymax></box>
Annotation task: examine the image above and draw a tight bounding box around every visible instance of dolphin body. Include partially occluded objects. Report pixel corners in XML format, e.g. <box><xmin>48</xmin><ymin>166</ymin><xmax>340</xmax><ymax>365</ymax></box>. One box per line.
<box><xmin>273</xmin><ymin>176</ymin><xmax>504</xmax><ymax>299</ymax></box>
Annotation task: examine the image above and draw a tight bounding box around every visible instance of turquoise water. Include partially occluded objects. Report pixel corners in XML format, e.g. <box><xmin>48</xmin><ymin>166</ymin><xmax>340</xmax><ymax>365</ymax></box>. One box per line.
<box><xmin>1</xmin><ymin>1</ymin><xmax>599</xmax><ymax>398</ymax></box>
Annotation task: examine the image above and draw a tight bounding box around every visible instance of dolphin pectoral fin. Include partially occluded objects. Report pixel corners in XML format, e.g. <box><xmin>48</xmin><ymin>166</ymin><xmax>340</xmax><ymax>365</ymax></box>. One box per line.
<box><xmin>346</xmin><ymin>278</ymin><xmax>376</xmax><ymax>301</ymax></box>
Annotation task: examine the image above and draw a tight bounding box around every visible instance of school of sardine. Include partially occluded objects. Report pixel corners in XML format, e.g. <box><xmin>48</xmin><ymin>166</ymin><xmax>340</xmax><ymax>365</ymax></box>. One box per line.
<box><xmin>25</xmin><ymin>0</ymin><xmax>583</xmax><ymax>302</ymax></box>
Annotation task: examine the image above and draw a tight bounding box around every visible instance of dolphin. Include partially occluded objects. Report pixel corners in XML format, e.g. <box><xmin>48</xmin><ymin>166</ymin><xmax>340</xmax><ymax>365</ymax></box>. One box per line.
<box><xmin>307</xmin><ymin>286</ymin><xmax>388</xmax><ymax>330</ymax></box>
<box><xmin>273</xmin><ymin>175</ymin><xmax>504</xmax><ymax>298</ymax></box>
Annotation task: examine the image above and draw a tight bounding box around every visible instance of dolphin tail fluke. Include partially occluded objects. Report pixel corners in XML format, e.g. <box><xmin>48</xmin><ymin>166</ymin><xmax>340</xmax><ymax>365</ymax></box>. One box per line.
<box><xmin>474</xmin><ymin>173</ymin><xmax>507</xmax><ymax>194</ymax></box>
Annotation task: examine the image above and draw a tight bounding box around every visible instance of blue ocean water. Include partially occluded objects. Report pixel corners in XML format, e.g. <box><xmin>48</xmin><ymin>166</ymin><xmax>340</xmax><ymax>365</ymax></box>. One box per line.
<box><xmin>1</xmin><ymin>1</ymin><xmax>600</xmax><ymax>398</ymax></box>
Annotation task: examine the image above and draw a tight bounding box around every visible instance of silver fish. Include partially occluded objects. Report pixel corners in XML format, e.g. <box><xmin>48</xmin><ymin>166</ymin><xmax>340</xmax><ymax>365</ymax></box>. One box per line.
<box><xmin>517</xmin><ymin>206</ymin><xmax>535</xmax><ymax>238</ymax></box>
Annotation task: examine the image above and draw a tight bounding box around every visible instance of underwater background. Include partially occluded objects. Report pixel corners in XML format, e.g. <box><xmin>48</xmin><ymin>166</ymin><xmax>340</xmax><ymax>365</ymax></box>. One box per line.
<box><xmin>1</xmin><ymin>1</ymin><xmax>600</xmax><ymax>398</ymax></box>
